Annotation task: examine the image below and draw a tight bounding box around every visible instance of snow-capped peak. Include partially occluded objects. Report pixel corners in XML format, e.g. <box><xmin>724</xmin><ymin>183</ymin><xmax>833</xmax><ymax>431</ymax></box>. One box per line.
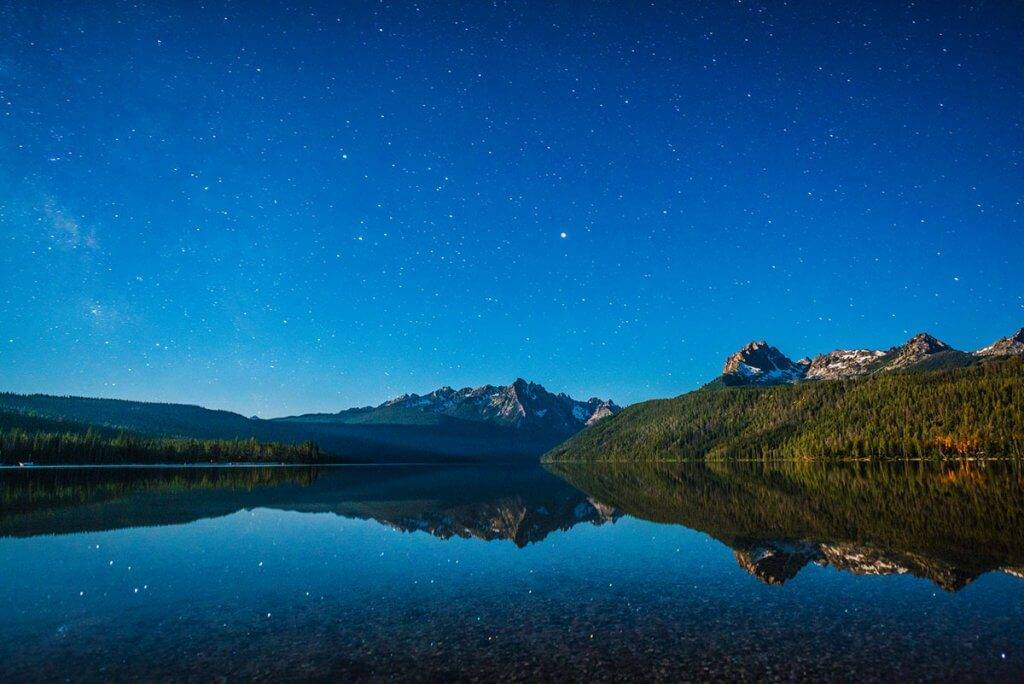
<box><xmin>721</xmin><ymin>341</ymin><xmax>806</xmax><ymax>385</ymax></box>
<box><xmin>377</xmin><ymin>380</ymin><xmax>620</xmax><ymax>434</ymax></box>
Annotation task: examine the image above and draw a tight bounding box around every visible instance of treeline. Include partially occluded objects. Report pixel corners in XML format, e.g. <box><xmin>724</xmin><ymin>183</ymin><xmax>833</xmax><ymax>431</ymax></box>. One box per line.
<box><xmin>0</xmin><ymin>410</ymin><xmax>325</xmax><ymax>465</ymax></box>
<box><xmin>545</xmin><ymin>357</ymin><xmax>1024</xmax><ymax>462</ymax></box>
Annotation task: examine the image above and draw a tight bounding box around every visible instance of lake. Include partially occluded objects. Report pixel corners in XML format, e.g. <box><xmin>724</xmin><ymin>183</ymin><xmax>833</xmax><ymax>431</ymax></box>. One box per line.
<box><xmin>2</xmin><ymin>461</ymin><xmax>1023</xmax><ymax>681</ymax></box>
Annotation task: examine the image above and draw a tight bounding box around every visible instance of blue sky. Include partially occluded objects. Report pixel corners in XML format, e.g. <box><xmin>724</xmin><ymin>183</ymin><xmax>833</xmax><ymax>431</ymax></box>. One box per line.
<box><xmin>0</xmin><ymin>1</ymin><xmax>1021</xmax><ymax>416</ymax></box>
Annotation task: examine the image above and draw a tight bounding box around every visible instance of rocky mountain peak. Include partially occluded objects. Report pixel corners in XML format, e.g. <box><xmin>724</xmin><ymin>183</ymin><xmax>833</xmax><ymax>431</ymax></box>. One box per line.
<box><xmin>804</xmin><ymin>348</ymin><xmax>886</xmax><ymax>381</ymax></box>
<box><xmin>713</xmin><ymin>329</ymin><xmax>997</xmax><ymax>387</ymax></box>
<box><xmin>721</xmin><ymin>341</ymin><xmax>806</xmax><ymax>385</ymax></box>
<box><xmin>376</xmin><ymin>379</ymin><xmax>619</xmax><ymax>434</ymax></box>
<box><xmin>509</xmin><ymin>378</ymin><xmax>542</xmax><ymax>400</ymax></box>
<box><xmin>585</xmin><ymin>399</ymin><xmax>621</xmax><ymax>426</ymax></box>
<box><xmin>976</xmin><ymin>328</ymin><xmax>1024</xmax><ymax>356</ymax></box>
<box><xmin>884</xmin><ymin>332</ymin><xmax>953</xmax><ymax>370</ymax></box>
<box><xmin>383</xmin><ymin>393</ymin><xmax>414</xmax><ymax>407</ymax></box>
<box><xmin>904</xmin><ymin>332</ymin><xmax>950</xmax><ymax>354</ymax></box>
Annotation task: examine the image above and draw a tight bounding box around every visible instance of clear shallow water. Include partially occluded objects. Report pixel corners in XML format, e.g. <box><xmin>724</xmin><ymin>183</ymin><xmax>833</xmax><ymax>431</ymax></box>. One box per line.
<box><xmin>1</xmin><ymin>462</ymin><xmax>1023</xmax><ymax>681</ymax></box>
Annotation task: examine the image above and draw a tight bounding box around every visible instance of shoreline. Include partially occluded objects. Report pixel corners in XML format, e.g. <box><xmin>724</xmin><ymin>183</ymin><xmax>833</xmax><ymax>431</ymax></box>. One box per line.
<box><xmin>4</xmin><ymin>455</ymin><xmax>1023</xmax><ymax>470</ymax></box>
<box><xmin>0</xmin><ymin>460</ymin><xmax>515</xmax><ymax>470</ymax></box>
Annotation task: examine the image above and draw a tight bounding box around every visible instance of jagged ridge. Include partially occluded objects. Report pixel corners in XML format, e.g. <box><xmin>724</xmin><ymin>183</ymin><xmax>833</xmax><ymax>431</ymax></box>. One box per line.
<box><xmin>279</xmin><ymin>378</ymin><xmax>620</xmax><ymax>437</ymax></box>
<box><xmin>976</xmin><ymin>328</ymin><xmax>1024</xmax><ymax>357</ymax></box>
<box><xmin>720</xmin><ymin>329</ymin><xmax>1018</xmax><ymax>386</ymax></box>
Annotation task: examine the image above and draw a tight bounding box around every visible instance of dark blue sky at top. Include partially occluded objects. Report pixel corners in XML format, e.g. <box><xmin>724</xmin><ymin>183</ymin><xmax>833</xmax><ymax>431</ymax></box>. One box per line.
<box><xmin>0</xmin><ymin>1</ymin><xmax>1021</xmax><ymax>416</ymax></box>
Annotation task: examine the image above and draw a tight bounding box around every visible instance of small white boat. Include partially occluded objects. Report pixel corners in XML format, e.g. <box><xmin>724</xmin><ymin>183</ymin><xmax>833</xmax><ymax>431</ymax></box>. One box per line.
<box><xmin>17</xmin><ymin>462</ymin><xmax>34</xmax><ymax>467</ymax></box>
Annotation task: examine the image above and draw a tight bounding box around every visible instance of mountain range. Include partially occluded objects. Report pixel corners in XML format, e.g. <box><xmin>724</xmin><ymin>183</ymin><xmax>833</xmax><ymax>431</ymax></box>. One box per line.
<box><xmin>0</xmin><ymin>379</ymin><xmax>619</xmax><ymax>463</ymax></box>
<box><xmin>7</xmin><ymin>458</ymin><xmax>1024</xmax><ymax>593</ymax></box>
<box><xmin>546</xmin><ymin>327</ymin><xmax>1024</xmax><ymax>463</ymax></box>
<box><xmin>3</xmin><ymin>327</ymin><xmax>1021</xmax><ymax>464</ymax></box>
<box><xmin>720</xmin><ymin>329</ymin><xmax>1024</xmax><ymax>387</ymax></box>
<box><xmin>0</xmin><ymin>465</ymin><xmax>620</xmax><ymax>548</ymax></box>
<box><xmin>274</xmin><ymin>378</ymin><xmax>619</xmax><ymax>436</ymax></box>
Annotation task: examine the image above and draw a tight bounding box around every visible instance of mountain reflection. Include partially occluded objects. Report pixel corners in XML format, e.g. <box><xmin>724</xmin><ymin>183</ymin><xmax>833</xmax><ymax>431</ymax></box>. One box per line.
<box><xmin>548</xmin><ymin>459</ymin><xmax>1024</xmax><ymax>590</ymax></box>
<box><xmin>5</xmin><ymin>460</ymin><xmax>1024</xmax><ymax>591</ymax></box>
<box><xmin>0</xmin><ymin>465</ymin><xmax>617</xmax><ymax>546</ymax></box>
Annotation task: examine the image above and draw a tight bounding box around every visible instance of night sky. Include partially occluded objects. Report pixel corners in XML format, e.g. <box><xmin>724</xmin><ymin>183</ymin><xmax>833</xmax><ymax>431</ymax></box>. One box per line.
<box><xmin>1</xmin><ymin>1</ymin><xmax>1022</xmax><ymax>416</ymax></box>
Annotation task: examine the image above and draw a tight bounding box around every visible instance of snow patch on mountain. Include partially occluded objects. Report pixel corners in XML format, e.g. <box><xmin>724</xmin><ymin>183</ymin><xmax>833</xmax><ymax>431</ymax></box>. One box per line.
<box><xmin>379</xmin><ymin>379</ymin><xmax>620</xmax><ymax>434</ymax></box>
<box><xmin>719</xmin><ymin>329</ymin><xmax>993</xmax><ymax>386</ymax></box>
<box><xmin>975</xmin><ymin>328</ymin><xmax>1024</xmax><ymax>357</ymax></box>
<box><xmin>721</xmin><ymin>341</ymin><xmax>807</xmax><ymax>386</ymax></box>
<box><xmin>804</xmin><ymin>349</ymin><xmax>886</xmax><ymax>381</ymax></box>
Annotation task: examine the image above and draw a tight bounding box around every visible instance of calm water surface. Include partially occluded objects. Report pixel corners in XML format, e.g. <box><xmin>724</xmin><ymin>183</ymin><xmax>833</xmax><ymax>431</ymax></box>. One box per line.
<box><xmin>1</xmin><ymin>461</ymin><xmax>1023</xmax><ymax>681</ymax></box>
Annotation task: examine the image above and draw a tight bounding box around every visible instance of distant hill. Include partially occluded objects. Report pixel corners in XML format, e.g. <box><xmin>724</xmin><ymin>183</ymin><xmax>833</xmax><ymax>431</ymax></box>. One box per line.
<box><xmin>545</xmin><ymin>329</ymin><xmax>1024</xmax><ymax>463</ymax></box>
<box><xmin>0</xmin><ymin>409</ymin><xmax>321</xmax><ymax>465</ymax></box>
<box><xmin>0</xmin><ymin>378</ymin><xmax>619</xmax><ymax>463</ymax></box>
<box><xmin>0</xmin><ymin>393</ymin><xmax>263</xmax><ymax>440</ymax></box>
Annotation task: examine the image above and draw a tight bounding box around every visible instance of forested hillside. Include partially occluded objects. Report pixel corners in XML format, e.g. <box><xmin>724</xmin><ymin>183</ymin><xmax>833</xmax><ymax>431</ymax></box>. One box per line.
<box><xmin>0</xmin><ymin>410</ymin><xmax>323</xmax><ymax>465</ymax></box>
<box><xmin>0</xmin><ymin>394</ymin><xmax>559</xmax><ymax>463</ymax></box>
<box><xmin>544</xmin><ymin>358</ymin><xmax>1024</xmax><ymax>462</ymax></box>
